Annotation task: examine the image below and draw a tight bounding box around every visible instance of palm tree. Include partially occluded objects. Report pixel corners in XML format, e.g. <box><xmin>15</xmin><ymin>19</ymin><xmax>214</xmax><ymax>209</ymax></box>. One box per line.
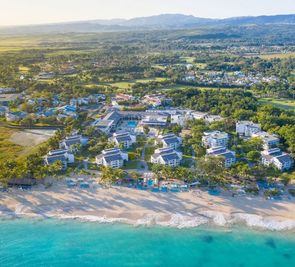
<box><xmin>100</xmin><ymin>166</ymin><xmax>124</xmax><ymax>187</ymax></box>
<box><xmin>130</xmin><ymin>171</ymin><xmax>141</xmax><ymax>181</ymax></box>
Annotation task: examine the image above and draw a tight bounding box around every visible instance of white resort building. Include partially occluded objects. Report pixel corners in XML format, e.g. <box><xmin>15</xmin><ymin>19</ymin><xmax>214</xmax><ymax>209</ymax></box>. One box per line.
<box><xmin>45</xmin><ymin>149</ymin><xmax>75</xmax><ymax>169</ymax></box>
<box><xmin>206</xmin><ymin>146</ymin><xmax>236</xmax><ymax>168</ymax></box>
<box><xmin>156</xmin><ymin>133</ymin><xmax>182</xmax><ymax>150</ymax></box>
<box><xmin>110</xmin><ymin>132</ymin><xmax>136</xmax><ymax>149</ymax></box>
<box><xmin>236</xmin><ymin>121</ymin><xmax>261</xmax><ymax>137</ymax></box>
<box><xmin>151</xmin><ymin>147</ymin><xmax>182</xmax><ymax>167</ymax></box>
<box><xmin>96</xmin><ymin>148</ymin><xmax>128</xmax><ymax>169</ymax></box>
<box><xmin>251</xmin><ymin>131</ymin><xmax>280</xmax><ymax>149</ymax></box>
<box><xmin>59</xmin><ymin>134</ymin><xmax>88</xmax><ymax>152</ymax></box>
<box><xmin>261</xmin><ymin>148</ymin><xmax>294</xmax><ymax>171</ymax></box>
<box><xmin>202</xmin><ymin>131</ymin><xmax>229</xmax><ymax>148</ymax></box>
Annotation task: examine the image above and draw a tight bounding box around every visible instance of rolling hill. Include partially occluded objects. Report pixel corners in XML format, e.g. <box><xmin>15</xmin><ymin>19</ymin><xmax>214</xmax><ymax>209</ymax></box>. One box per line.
<box><xmin>0</xmin><ymin>14</ymin><xmax>294</xmax><ymax>34</ymax></box>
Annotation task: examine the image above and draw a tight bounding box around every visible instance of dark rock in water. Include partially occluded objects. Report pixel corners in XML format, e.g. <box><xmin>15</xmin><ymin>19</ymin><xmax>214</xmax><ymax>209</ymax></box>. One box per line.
<box><xmin>283</xmin><ymin>253</ymin><xmax>292</xmax><ymax>260</ymax></box>
<box><xmin>265</xmin><ymin>238</ymin><xmax>277</xmax><ymax>249</ymax></box>
<box><xmin>201</xmin><ymin>235</ymin><xmax>214</xmax><ymax>243</ymax></box>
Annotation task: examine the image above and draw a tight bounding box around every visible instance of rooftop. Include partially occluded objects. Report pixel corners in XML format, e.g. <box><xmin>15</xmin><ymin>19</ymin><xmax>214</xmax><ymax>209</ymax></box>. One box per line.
<box><xmin>237</xmin><ymin>121</ymin><xmax>261</xmax><ymax>127</ymax></box>
<box><xmin>114</xmin><ymin>132</ymin><xmax>132</xmax><ymax>143</ymax></box>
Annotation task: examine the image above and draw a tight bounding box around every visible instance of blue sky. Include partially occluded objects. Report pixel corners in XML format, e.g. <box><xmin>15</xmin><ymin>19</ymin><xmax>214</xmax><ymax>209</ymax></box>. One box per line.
<box><xmin>1</xmin><ymin>0</ymin><xmax>294</xmax><ymax>26</ymax></box>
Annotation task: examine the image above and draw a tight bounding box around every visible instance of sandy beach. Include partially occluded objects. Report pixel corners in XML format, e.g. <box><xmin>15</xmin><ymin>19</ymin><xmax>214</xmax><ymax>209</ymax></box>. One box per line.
<box><xmin>1</xmin><ymin>181</ymin><xmax>295</xmax><ymax>231</ymax></box>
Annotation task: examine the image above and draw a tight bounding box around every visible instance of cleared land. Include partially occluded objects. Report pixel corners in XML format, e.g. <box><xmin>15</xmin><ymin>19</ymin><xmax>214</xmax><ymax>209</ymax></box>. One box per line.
<box><xmin>10</xmin><ymin>129</ymin><xmax>55</xmax><ymax>147</ymax></box>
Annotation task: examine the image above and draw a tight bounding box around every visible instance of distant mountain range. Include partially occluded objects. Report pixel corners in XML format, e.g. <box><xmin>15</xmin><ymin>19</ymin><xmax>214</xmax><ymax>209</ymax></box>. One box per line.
<box><xmin>1</xmin><ymin>14</ymin><xmax>295</xmax><ymax>34</ymax></box>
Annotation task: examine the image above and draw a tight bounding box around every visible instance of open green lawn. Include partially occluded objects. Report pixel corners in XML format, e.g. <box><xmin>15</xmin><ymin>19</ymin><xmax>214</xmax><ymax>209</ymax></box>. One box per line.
<box><xmin>123</xmin><ymin>160</ymin><xmax>139</xmax><ymax>170</ymax></box>
<box><xmin>181</xmin><ymin>56</ymin><xmax>195</xmax><ymax>64</ymax></box>
<box><xmin>259</xmin><ymin>98</ymin><xmax>295</xmax><ymax>110</ymax></box>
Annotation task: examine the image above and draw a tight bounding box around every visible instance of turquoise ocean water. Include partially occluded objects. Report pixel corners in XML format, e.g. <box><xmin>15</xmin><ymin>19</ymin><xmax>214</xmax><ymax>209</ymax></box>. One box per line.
<box><xmin>0</xmin><ymin>219</ymin><xmax>295</xmax><ymax>267</ymax></box>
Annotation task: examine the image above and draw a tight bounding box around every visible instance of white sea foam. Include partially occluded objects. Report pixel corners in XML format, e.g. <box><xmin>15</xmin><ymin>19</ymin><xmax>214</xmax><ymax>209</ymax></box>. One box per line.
<box><xmin>231</xmin><ymin>213</ymin><xmax>295</xmax><ymax>231</ymax></box>
<box><xmin>49</xmin><ymin>214</ymin><xmax>132</xmax><ymax>224</ymax></box>
<box><xmin>1</xmin><ymin>209</ymin><xmax>295</xmax><ymax>231</ymax></box>
<box><xmin>200</xmin><ymin>211</ymin><xmax>228</xmax><ymax>226</ymax></box>
<box><xmin>162</xmin><ymin>214</ymin><xmax>209</xmax><ymax>229</ymax></box>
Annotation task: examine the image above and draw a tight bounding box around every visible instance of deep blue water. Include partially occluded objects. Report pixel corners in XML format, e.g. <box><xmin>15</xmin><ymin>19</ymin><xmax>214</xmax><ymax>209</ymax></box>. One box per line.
<box><xmin>0</xmin><ymin>219</ymin><xmax>295</xmax><ymax>267</ymax></box>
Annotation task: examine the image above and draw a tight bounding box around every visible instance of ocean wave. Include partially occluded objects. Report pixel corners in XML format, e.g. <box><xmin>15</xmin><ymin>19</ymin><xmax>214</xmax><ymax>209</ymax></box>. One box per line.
<box><xmin>231</xmin><ymin>213</ymin><xmax>295</xmax><ymax>231</ymax></box>
<box><xmin>1</xmin><ymin>209</ymin><xmax>295</xmax><ymax>231</ymax></box>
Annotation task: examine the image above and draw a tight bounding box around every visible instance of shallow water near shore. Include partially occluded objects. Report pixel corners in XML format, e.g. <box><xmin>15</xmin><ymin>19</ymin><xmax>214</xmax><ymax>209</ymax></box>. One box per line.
<box><xmin>0</xmin><ymin>218</ymin><xmax>295</xmax><ymax>267</ymax></box>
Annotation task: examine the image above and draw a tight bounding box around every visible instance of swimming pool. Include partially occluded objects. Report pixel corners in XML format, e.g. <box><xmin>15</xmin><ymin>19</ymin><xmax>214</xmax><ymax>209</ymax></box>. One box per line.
<box><xmin>127</xmin><ymin>121</ymin><xmax>138</xmax><ymax>128</ymax></box>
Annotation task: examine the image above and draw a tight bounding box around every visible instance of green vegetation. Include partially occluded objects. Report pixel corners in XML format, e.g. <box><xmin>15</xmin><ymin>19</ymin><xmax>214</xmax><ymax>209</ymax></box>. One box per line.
<box><xmin>0</xmin><ymin>24</ymin><xmax>294</xmax><ymax>187</ymax></box>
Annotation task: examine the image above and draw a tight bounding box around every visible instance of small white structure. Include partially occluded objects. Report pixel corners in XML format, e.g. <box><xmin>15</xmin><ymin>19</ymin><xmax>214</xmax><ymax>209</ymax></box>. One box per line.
<box><xmin>151</xmin><ymin>147</ymin><xmax>182</xmax><ymax>167</ymax></box>
<box><xmin>251</xmin><ymin>131</ymin><xmax>280</xmax><ymax>149</ymax></box>
<box><xmin>96</xmin><ymin>148</ymin><xmax>128</xmax><ymax>169</ymax></box>
<box><xmin>236</xmin><ymin>121</ymin><xmax>261</xmax><ymax>137</ymax></box>
<box><xmin>261</xmin><ymin>148</ymin><xmax>294</xmax><ymax>171</ymax></box>
<box><xmin>202</xmin><ymin>131</ymin><xmax>229</xmax><ymax>148</ymax></box>
<box><xmin>156</xmin><ymin>133</ymin><xmax>182</xmax><ymax>150</ymax></box>
<box><xmin>206</xmin><ymin>146</ymin><xmax>236</xmax><ymax>168</ymax></box>
<box><xmin>45</xmin><ymin>149</ymin><xmax>75</xmax><ymax>169</ymax></box>
<box><xmin>111</xmin><ymin>132</ymin><xmax>136</xmax><ymax>149</ymax></box>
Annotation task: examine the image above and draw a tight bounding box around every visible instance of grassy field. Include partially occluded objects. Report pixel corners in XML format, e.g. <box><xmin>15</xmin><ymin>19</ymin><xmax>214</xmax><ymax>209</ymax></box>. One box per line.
<box><xmin>181</xmin><ymin>56</ymin><xmax>195</xmax><ymax>64</ymax></box>
<box><xmin>258</xmin><ymin>52</ymin><xmax>295</xmax><ymax>59</ymax></box>
<box><xmin>123</xmin><ymin>160</ymin><xmax>140</xmax><ymax>170</ymax></box>
<box><xmin>259</xmin><ymin>98</ymin><xmax>295</xmax><ymax>110</ymax></box>
<box><xmin>19</xmin><ymin>66</ymin><xmax>30</xmax><ymax>73</ymax></box>
<box><xmin>0</xmin><ymin>127</ymin><xmax>53</xmax><ymax>162</ymax></box>
<box><xmin>86</xmin><ymin>77</ymin><xmax>169</xmax><ymax>90</ymax></box>
<box><xmin>0</xmin><ymin>127</ymin><xmax>23</xmax><ymax>161</ymax></box>
<box><xmin>0</xmin><ymin>36</ymin><xmax>43</xmax><ymax>53</ymax></box>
